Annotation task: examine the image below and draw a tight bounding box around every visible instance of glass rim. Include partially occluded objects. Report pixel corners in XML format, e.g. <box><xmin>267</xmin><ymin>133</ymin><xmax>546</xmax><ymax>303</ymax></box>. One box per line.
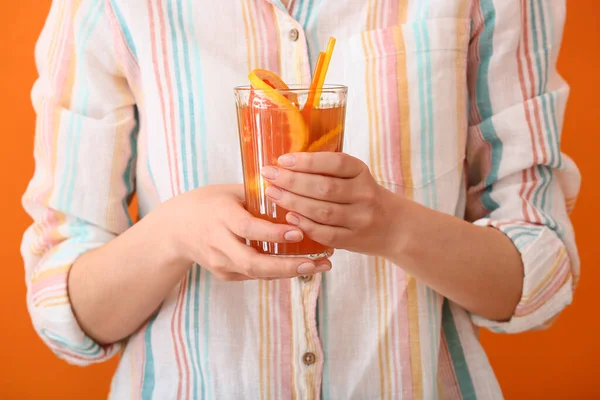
<box><xmin>234</xmin><ymin>84</ymin><xmax>347</xmax><ymax>93</ymax></box>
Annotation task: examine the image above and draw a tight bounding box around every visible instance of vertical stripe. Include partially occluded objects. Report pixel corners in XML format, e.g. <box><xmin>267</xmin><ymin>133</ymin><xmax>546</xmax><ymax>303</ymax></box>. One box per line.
<box><xmin>185</xmin><ymin>0</ymin><xmax>208</xmax><ymax>187</ymax></box>
<box><xmin>147</xmin><ymin>0</ymin><xmax>175</xmax><ymax>196</ymax></box>
<box><xmin>201</xmin><ymin>270</ymin><xmax>213</xmax><ymax>399</ymax></box>
<box><xmin>266</xmin><ymin>282</ymin><xmax>272</xmax><ymax>400</ymax></box>
<box><xmin>109</xmin><ymin>0</ymin><xmax>137</xmax><ymax>58</ymax></box>
<box><xmin>60</xmin><ymin>0</ymin><xmax>103</xmax><ymax>210</ymax></box>
<box><xmin>166</xmin><ymin>0</ymin><xmax>188</xmax><ymax>191</ymax></box>
<box><xmin>259</xmin><ymin>281</ymin><xmax>265</xmax><ymax>399</ymax></box>
<box><xmin>320</xmin><ymin>274</ymin><xmax>330</xmax><ymax>400</ymax></box>
<box><xmin>475</xmin><ymin>0</ymin><xmax>501</xmax><ymax>213</ymax></box>
<box><xmin>407</xmin><ymin>276</ymin><xmax>423</xmax><ymax>399</ymax></box>
<box><xmin>393</xmin><ymin>26</ymin><xmax>414</xmax><ymax>197</ymax></box>
<box><xmin>442</xmin><ymin>301</ymin><xmax>476</xmax><ymax>398</ymax></box>
<box><xmin>141</xmin><ymin>314</ymin><xmax>159</xmax><ymax>400</ymax></box>
<box><xmin>374</xmin><ymin>258</ymin><xmax>386</xmax><ymax>398</ymax></box>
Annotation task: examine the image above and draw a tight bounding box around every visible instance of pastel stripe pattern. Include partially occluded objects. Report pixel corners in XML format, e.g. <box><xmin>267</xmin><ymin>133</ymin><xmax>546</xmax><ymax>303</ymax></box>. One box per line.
<box><xmin>22</xmin><ymin>0</ymin><xmax>579</xmax><ymax>398</ymax></box>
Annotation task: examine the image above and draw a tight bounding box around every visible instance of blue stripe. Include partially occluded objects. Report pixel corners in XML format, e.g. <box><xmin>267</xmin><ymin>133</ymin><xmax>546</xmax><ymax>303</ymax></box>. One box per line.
<box><xmin>109</xmin><ymin>0</ymin><xmax>137</xmax><ymax>59</ymax></box>
<box><xmin>302</xmin><ymin>0</ymin><xmax>320</xmax><ymax>70</ymax></box>
<box><xmin>422</xmin><ymin>24</ymin><xmax>437</xmax><ymax>209</ymax></box>
<box><xmin>442</xmin><ymin>300</ymin><xmax>476</xmax><ymax>399</ymax></box>
<box><xmin>60</xmin><ymin>0</ymin><xmax>103</xmax><ymax>210</ymax></box>
<box><xmin>43</xmin><ymin>329</ymin><xmax>101</xmax><ymax>356</ymax></box>
<box><xmin>185</xmin><ymin>0</ymin><xmax>209</xmax><ymax>391</ymax></box>
<box><xmin>187</xmin><ymin>0</ymin><xmax>208</xmax><ymax>187</ymax></box>
<box><xmin>202</xmin><ymin>269</ymin><xmax>213</xmax><ymax>399</ymax></box>
<box><xmin>141</xmin><ymin>314</ymin><xmax>159</xmax><ymax>400</ymax></box>
<box><xmin>528</xmin><ymin>0</ymin><xmax>550</xmax><ymax>222</ymax></box>
<box><xmin>174</xmin><ymin>0</ymin><xmax>202</xmax><ymax>395</ymax></box>
<box><xmin>121</xmin><ymin>111</ymin><xmax>138</xmax><ymax>227</ymax></box>
<box><xmin>166</xmin><ymin>1</ymin><xmax>189</xmax><ymax>191</ymax></box>
<box><xmin>477</xmin><ymin>1</ymin><xmax>501</xmax><ymax>213</ymax></box>
<box><xmin>184</xmin><ymin>270</ymin><xmax>199</xmax><ymax>400</ymax></box>
<box><xmin>414</xmin><ymin>18</ymin><xmax>438</xmax><ymax>397</ymax></box>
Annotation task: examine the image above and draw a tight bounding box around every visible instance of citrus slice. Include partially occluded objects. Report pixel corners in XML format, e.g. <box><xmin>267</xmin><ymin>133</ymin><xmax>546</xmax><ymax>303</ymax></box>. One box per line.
<box><xmin>248</xmin><ymin>69</ymin><xmax>308</xmax><ymax>152</ymax></box>
<box><xmin>307</xmin><ymin>124</ymin><xmax>343</xmax><ymax>152</ymax></box>
<box><xmin>249</xmin><ymin>69</ymin><xmax>298</xmax><ymax>104</ymax></box>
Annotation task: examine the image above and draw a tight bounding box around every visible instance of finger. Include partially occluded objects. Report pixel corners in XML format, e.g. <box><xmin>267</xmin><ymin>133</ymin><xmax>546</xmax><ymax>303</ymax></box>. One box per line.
<box><xmin>276</xmin><ymin>152</ymin><xmax>366</xmax><ymax>178</ymax></box>
<box><xmin>265</xmin><ymin>186</ymin><xmax>353</xmax><ymax>227</ymax></box>
<box><xmin>231</xmin><ymin>240</ymin><xmax>322</xmax><ymax>279</ymax></box>
<box><xmin>261</xmin><ymin>167</ymin><xmax>352</xmax><ymax>203</ymax></box>
<box><xmin>286</xmin><ymin>212</ymin><xmax>350</xmax><ymax>248</ymax></box>
<box><xmin>228</xmin><ymin>209</ymin><xmax>305</xmax><ymax>243</ymax></box>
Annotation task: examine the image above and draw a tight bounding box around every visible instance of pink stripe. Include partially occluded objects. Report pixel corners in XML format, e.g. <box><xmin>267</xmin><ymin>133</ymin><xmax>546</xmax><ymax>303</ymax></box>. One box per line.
<box><xmin>260</xmin><ymin>2</ymin><xmax>280</xmax><ymax>72</ymax></box>
<box><xmin>272</xmin><ymin>281</ymin><xmax>280</xmax><ymax>399</ymax></box>
<box><xmin>148</xmin><ymin>5</ymin><xmax>186</xmax><ymax>392</ymax></box>
<box><xmin>37</xmin><ymin>1</ymin><xmax>76</xmax><ymax>204</ymax></box>
<box><xmin>147</xmin><ymin>0</ymin><xmax>176</xmax><ymax>197</ymax></box>
<box><xmin>31</xmin><ymin>272</ymin><xmax>66</xmax><ymax>288</ymax></box>
<box><xmin>156</xmin><ymin>0</ymin><xmax>182</xmax><ymax>196</ymax></box>
<box><xmin>31</xmin><ymin>278</ymin><xmax>67</xmax><ymax>303</ymax></box>
<box><xmin>397</xmin><ymin>270</ymin><xmax>413</xmax><ymax>398</ymax></box>
<box><xmin>383</xmin><ymin>29</ymin><xmax>404</xmax><ymax>188</ymax></box>
<box><xmin>468</xmin><ymin>0</ymin><xmax>483</xmax><ymax>125</ymax></box>
<box><xmin>515</xmin><ymin>257</ymin><xmax>571</xmax><ymax>316</ymax></box>
<box><xmin>106</xmin><ymin>1</ymin><xmax>141</xmax><ymax>93</ymax></box>
<box><xmin>438</xmin><ymin>333</ymin><xmax>462</xmax><ymax>399</ymax></box>
<box><xmin>279</xmin><ymin>280</ymin><xmax>293</xmax><ymax>399</ymax></box>
<box><xmin>388</xmin><ymin>265</ymin><xmax>401</xmax><ymax>395</ymax></box>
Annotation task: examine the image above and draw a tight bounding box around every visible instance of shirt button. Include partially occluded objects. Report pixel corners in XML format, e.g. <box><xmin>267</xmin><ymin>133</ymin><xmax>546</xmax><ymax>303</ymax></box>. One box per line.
<box><xmin>302</xmin><ymin>352</ymin><xmax>316</xmax><ymax>366</ymax></box>
<box><xmin>289</xmin><ymin>28</ymin><xmax>300</xmax><ymax>42</ymax></box>
<box><xmin>299</xmin><ymin>275</ymin><xmax>313</xmax><ymax>283</ymax></box>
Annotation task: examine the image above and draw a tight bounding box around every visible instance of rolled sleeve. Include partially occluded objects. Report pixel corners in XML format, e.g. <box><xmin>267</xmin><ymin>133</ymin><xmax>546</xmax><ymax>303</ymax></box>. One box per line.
<box><xmin>466</xmin><ymin>0</ymin><xmax>580</xmax><ymax>333</ymax></box>
<box><xmin>21</xmin><ymin>0</ymin><xmax>137</xmax><ymax>365</ymax></box>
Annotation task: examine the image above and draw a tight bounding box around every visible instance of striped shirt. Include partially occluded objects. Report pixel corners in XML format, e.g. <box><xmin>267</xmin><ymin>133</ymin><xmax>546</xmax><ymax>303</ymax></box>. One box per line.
<box><xmin>22</xmin><ymin>0</ymin><xmax>580</xmax><ymax>398</ymax></box>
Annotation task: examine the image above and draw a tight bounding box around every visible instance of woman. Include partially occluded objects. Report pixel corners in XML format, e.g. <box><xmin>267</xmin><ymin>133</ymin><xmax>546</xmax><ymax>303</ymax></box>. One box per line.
<box><xmin>22</xmin><ymin>0</ymin><xmax>579</xmax><ymax>398</ymax></box>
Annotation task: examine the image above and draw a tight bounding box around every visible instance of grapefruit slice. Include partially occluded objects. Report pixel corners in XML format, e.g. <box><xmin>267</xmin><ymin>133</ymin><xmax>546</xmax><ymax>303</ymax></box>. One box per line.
<box><xmin>307</xmin><ymin>124</ymin><xmax>343</xmax><ymax>152</ymax></box>
<box><xmin>249</xmin><ymin>69</ymin><xmax>308</xmax><ymax>153</ymax></box>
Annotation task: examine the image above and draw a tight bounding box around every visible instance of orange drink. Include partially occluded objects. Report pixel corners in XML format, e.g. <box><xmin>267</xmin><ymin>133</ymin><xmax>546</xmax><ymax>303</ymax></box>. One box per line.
<box><xmin>234</xmin><ymin>84</ymin><xmax>347</xmax><ymax>259</ymax></box>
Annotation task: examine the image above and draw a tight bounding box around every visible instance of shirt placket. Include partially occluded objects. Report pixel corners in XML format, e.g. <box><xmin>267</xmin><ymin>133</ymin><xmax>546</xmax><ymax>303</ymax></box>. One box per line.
<box><xmin>291</xmin><ymin>274</ymin><xmax>324</xmax><ymax>400</ymax></box>
<box><xmin>271</xmin><ymin>4</ymin><xmax>312</xmax><ymax>85</ymax></box>
<box><xmin>263</xmin><ymin>5</ymin><xmax>321</xmax><ymax>398</ymax></box>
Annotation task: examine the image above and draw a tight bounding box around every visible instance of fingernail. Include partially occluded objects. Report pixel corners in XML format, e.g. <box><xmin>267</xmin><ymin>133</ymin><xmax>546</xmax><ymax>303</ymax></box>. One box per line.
<box><xmin>284</xmin><ymin>230</ymin><xmax>303</xmax><ymax>241</ymax></box>
<box><xmin>297</xmin><ymin>262</ymin><xmax>315</xmax><ymax>274</ymax></box>
<box><xmin>261</xmin><ymin>166</ymin><xmax>279</xmax><ymax>180</ymax></box>
<box><xmin>286</xmin><ymin>213</ymin><xmax>300</xmax><ymax>226</ymax></box>
<box><xmin>278</xmin><ymin>154</ymin><xmax>296</xmax><ymax>167</ymax></box>
<box><xmin>265</xmin><ymin>186</ymin><xmax>283</xmax><ymax>200</ymax></box>
<box><xmin>314</xmin><ymin>264</ymin><xmax>332</xmax><ymax>273</ymax></box>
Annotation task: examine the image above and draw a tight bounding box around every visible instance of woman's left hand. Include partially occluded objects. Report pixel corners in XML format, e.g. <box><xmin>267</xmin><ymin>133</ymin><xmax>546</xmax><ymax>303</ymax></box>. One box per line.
<box><xmin>261</xmin><ymin>152</ymin><xmax>401</xmax><ymax>257</ymax></box>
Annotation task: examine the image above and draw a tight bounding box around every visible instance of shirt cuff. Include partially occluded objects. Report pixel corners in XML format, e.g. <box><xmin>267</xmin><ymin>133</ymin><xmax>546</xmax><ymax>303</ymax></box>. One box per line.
<box><xmin>469</xmin><ymin>219</ymin><xmax>574</xmax><ymax>333</ymax></box>
<box><xmin>24</xmin><ymin>228</ymin><xmax>122</xmax><ymax>366</ymax></box>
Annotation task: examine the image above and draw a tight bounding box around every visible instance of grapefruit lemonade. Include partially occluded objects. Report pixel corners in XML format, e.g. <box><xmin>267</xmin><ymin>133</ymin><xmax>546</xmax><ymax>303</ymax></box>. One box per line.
<box><xmin>234</xmin><ymin>38</ymin><xmax>347</xmax><ymax>258</ymax></box>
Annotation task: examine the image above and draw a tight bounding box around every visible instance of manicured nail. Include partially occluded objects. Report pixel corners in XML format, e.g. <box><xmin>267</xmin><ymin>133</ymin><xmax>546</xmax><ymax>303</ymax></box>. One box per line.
<box><xmin>261</xmin><ymin>166</ymin><xmax>279</xmax><ymax>180</ymax></box>
<box><xmin>278</xmin><ymin>154</ymin><xmax>296</xmax><ymax>167</ymax></box>
<box><xmin>286</xmin><ymin>213</ymin><xmax>300</xmax><ymax>226</ymax></box>
<box><xmin>297</xmin><ymin>262</ymin><xmax>315</xmax><ymax>274</ymax></box>
<box><xmin>284</xmin><ymin>230</ymin><xmax>303</xmax><ymax>241</ymax></box>
<box><xmin>265</xmin><ymin>186</ymin><xmax>283</xmax><ymax>200</ymax></box>
<box><xmin>314</xmin><ymin>264</ymin><xmax>332</xmax><ymax>273</ymax></box>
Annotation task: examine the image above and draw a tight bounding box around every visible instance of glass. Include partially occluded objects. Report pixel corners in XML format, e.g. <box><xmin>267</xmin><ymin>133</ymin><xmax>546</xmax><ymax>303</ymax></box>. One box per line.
<box><xmin>234</xmin><ymin>84</ymin><xmax>347</xmax><ymax>259</ymax></box>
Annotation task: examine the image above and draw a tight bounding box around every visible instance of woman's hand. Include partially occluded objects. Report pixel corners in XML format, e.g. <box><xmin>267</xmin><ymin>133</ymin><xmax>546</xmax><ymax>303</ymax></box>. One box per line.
<box><xmin>260</xmin><ymin>153</ymin><xmax>400</xmax><ymax>258</ymax></box>
<box><xmin>159</xmin><ymin>184</ymin><xmax>332</xmax><ymax>281</ymax></box>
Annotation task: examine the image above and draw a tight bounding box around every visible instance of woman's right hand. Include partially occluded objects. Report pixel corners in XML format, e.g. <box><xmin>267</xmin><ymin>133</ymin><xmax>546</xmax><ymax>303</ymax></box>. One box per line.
<box><xmin>157</xmin><ymin>184</ymin><xmax>332</xmax><ymax>281</ymax></box>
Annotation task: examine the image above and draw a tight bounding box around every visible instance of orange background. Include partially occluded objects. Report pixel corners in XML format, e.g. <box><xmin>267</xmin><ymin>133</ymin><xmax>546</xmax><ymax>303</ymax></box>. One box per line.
<box><xmin>1</xmin><ymin>1</ymin><xmax>598</xmax><ymax>399</ymax></box>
